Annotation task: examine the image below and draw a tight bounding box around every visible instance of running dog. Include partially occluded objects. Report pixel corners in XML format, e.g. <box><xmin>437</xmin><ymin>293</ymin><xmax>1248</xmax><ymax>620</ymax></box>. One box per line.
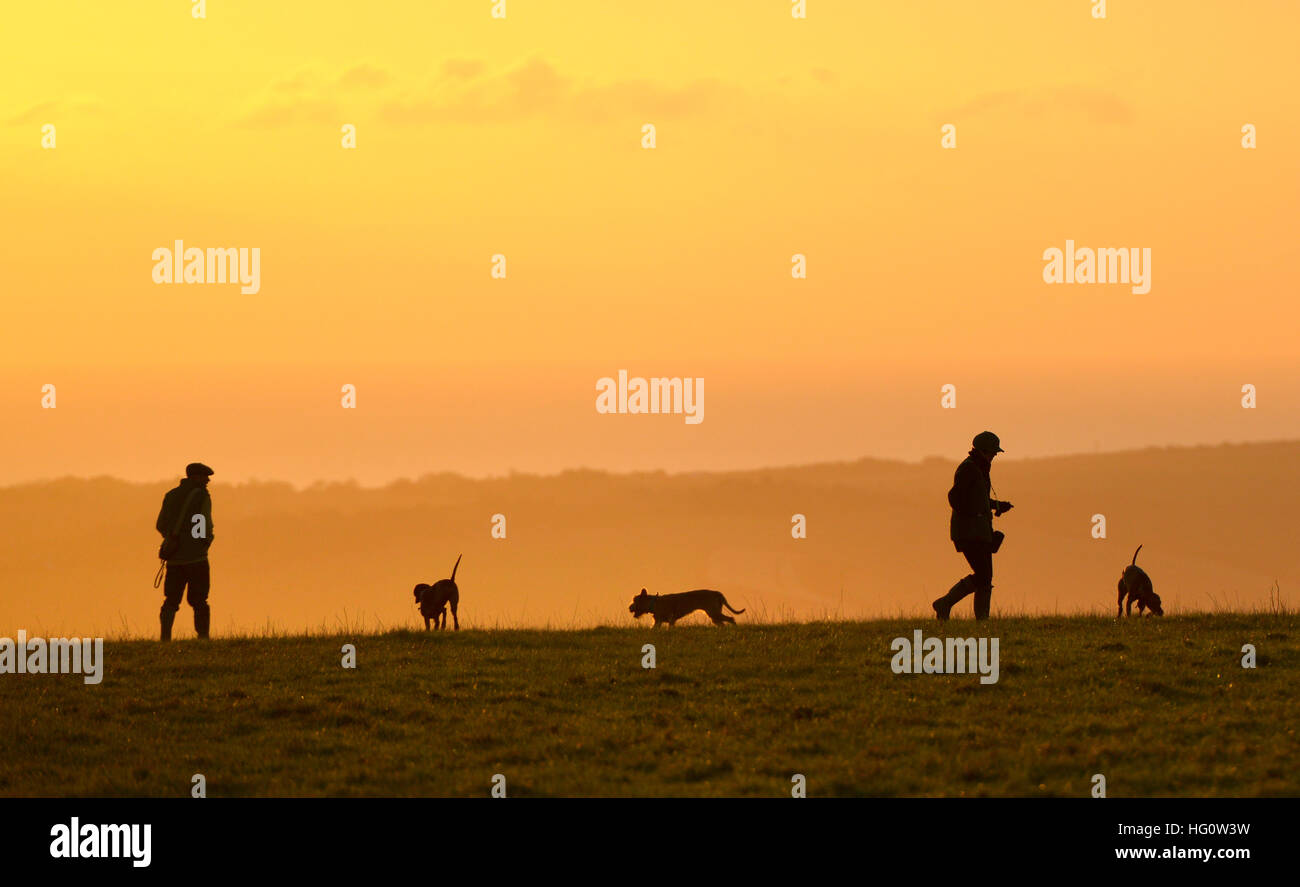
<box><xmin>628</xmin><ymin>588</ymin><xmax>745</xmax><ymax>627</ymax></box>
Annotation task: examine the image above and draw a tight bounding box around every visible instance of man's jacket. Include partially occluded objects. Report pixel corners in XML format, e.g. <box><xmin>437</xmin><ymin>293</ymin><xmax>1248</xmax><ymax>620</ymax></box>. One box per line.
<box><xmin>948</xmin><ymin>452</ymin><xmax>994</xmax><ymax>549</ymax></box>
<box><xmin>155</xmin><ymin>479</ymin><xmax>214</xmax><ymax>565</ymax></box>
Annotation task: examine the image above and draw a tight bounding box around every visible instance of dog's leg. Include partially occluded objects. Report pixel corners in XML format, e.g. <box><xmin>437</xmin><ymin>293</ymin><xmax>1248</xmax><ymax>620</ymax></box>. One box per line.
<box><xmin>423</xmin><ymin>616</ymin><xmax>430</xmax><ymax>631</ymax></box>
<box><xmin>450</xmin><ymin>598</ymin><xmax>459</xmax><ymax>631</ymax></box>
<box><xmin>1117</xmin><ymin>581</ymin><xmax>1125</xmax><ymax>618</ymax></box>
<box><xmin>1125</xmin><ymin>595</ymin><xmax>1133</xmax><ymax>617</ymax></box>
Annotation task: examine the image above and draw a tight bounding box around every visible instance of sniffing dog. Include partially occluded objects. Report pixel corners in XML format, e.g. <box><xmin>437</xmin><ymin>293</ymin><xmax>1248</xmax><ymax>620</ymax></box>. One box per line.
<box><xmin>628</xmin><ymin>588</ymin><xmax>745</xmax><ymax>627</ymax></box>
<box><xmin>1117</xmin><ymin>545</ymin><xmax>1162</xmax><ymax>617</ymax></box>
<box><xmin>414</xmin><ymin>554</ymin><xmax>461</xmax><ymax>630</ymax></box>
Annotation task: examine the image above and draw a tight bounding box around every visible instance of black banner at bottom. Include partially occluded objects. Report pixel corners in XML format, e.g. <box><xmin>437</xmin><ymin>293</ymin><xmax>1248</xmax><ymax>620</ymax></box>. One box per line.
<box><xmin>0</xmin><ymin>798</ymin><xmax>1278</xmax><ymax>874</ymax></box>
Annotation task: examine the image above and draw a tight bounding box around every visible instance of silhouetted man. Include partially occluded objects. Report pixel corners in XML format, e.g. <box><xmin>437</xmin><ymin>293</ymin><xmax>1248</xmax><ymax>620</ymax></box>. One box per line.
<box><xmin>155</xmin><ymin>462</ymin><xmax>215</xmax><ymax>640</ymax></box>
<box><xmin>933</xmin><ymin>432</ymin><xmax>1012</xmax><ymax>621</ymax></box>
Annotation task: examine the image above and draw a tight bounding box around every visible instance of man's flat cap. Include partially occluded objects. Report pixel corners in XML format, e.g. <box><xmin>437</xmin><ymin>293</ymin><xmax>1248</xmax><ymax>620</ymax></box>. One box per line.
<box><xmin>185</xmin><ymin>462</ymin><xmax>215</xmax><ymax>478</ymax></box>
<box><xmin>972</xmin><ymin>431</ymin><xmax>1004</xmax><ymax>453</ymax></box>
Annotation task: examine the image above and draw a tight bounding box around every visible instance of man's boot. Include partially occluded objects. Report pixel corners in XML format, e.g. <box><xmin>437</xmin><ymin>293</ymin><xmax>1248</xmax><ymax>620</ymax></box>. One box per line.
<box><xmin>933</xmin><ymin>576</ymin><xmax>975</xmax><ymax>621</ymax></box>
<box><xmin>194</xmin><ymin>606</ymin><xmax>210</xmax><ymax>640</ymax></box>
<box><xmin>160</xmin><ymin>608</ymin><xmax>176</xmax><ymax>642</ymax></box>
<box><xmin>973</xmin><ymin>584</ymin><xmax>993</xmax><ymax>621</ymax></box>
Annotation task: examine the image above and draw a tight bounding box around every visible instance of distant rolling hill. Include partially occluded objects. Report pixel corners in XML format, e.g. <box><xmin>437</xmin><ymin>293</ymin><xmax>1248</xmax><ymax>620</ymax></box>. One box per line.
<box><xmin>0</xmin><ymin>440</ymin><xmax>1296</xmax><ymax>637</ymax></box>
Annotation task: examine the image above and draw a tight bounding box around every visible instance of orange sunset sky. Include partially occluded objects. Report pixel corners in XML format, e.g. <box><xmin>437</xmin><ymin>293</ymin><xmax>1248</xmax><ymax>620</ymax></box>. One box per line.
<box><xmin>2</xmin><ymin>1</ymin><xmax>1298</xmax><ymax>486</ymax></box>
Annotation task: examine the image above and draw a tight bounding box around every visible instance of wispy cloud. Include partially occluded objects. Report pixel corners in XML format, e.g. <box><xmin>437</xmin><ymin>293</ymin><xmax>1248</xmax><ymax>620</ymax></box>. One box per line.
<box><xmin>5</xmin><ymin>97</ymin><xmax>103</xmax><ymax>126</ymax></box>
<box><xmin>237</xmin><ymin>57</ymin><xmax>744</xmax><ymax>130</ymax></box>
<box><xmin>337</xmin><ymin>64</ymin><xmax>392</xmax><ymax>90</ymax></box>
<box><xmin>810</xmin><ymin>67</ymin><xmax>840</xmax><ymax>87</ymax></box>
<box><xmin>237</xmin><ymin>63</ymin><xmax>393</xmax><ymax>128</ymax></box>
<box><xmin>381</xmin><ymin>57</ymin><xmax>739</xmax><ymax>126</ymax></box>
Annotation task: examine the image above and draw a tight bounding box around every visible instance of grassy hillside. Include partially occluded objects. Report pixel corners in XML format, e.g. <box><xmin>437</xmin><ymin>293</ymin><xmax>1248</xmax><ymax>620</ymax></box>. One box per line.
<box><xmin>3</xmin><ymin>615</ymin><xmax>1296</xmax><ymax>797</ymax></box>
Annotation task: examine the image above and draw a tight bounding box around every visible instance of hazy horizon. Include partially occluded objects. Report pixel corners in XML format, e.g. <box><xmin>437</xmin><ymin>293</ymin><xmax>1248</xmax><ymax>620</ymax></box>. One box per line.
<box><xmin>6</xmin><ymin>356</ymin><xmax>1298</xmax><ymax>487</ymax></box>
<box><xmin>3</xmin><ymin>439</ymin><xmax>1295</xmax><ymax>638</ymax></box>
<box><xmin>5</xmin><ymin>434</ymin><xmax>1300</xmax><ymax>490</ymax></box>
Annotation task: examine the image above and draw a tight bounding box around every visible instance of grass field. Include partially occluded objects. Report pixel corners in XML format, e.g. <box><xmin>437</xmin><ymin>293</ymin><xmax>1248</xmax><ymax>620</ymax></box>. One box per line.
<box><xmin>2</xmin><ymin>615</ymin><xmax>1296</xmax><ymax>797</ymax></box>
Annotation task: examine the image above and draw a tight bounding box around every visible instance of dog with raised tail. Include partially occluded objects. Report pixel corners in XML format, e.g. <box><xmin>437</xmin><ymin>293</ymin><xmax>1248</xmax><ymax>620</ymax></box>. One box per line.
<box><xmin>414</xmin><ymin>555</ymin><xmax>462</xmax><ymax>630</ymax></box>
<box><xmin>1117</xmin><ymin>545</ymin><xmax>1162</xmax><ymax>617</ymax></box>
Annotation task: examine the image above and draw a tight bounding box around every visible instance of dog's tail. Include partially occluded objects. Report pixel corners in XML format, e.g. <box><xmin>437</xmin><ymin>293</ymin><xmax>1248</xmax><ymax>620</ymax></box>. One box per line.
<box><xmin>1131</xmin><ymin>544</ymin><xmax>1143</xmax><ymax>566</ymax></box>
<box><xmin>722</xmin><ymin>595</ymin><xmax>745</xmax><ymax>615</ymax></box>
<box><xmin>450</xmin><ymin>553</ymin><xmax>462</xmax><ymax>582</ymax></box>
